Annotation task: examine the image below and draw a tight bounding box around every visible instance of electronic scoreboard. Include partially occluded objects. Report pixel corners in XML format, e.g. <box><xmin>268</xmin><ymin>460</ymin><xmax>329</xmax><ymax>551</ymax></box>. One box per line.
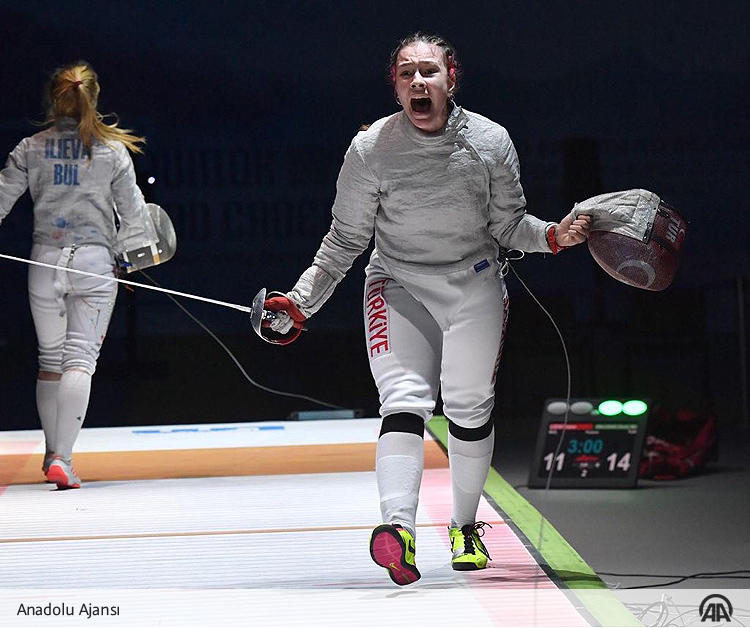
<box><xmin>528</xmin><ymin>398</ymin><xmax>650</xmax><ymax>488</ymax></box>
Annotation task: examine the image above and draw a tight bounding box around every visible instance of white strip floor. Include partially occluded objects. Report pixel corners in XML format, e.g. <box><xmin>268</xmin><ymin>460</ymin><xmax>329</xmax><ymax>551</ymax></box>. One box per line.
<box><xmin>0</xmin><ymin>420</ymin><xmax>595</xmax><ymax>627</ymax></box>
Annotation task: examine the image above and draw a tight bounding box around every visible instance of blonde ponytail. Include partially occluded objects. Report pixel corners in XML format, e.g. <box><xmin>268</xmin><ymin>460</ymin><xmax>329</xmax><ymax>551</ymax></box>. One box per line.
<box><xmin>45</xmin><ymin>61</ymin><xmax>145</xmax><ymax>155</ymax></box>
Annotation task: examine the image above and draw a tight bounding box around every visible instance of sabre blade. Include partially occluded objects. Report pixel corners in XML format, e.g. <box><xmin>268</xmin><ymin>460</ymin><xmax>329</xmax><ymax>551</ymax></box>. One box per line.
<box><xmin>0</xmin><ymin>252</ymin><xmax>252</xmax><ymax>314</ymax></box>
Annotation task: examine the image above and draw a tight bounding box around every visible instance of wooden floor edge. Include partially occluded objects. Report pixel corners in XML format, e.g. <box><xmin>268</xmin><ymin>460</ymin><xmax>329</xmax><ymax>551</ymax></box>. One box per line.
<box><xmin>1</xmin><ymin>440</ymin><xmax>448</xmax><ymax>485</ymax></box>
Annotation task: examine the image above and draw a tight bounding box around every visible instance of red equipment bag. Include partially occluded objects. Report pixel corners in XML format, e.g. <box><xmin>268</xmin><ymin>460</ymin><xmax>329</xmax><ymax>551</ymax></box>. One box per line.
<box><xmin>639</xmin><ymin>406</ymin><xmax>718</xmax><ymax>480</ymax></box>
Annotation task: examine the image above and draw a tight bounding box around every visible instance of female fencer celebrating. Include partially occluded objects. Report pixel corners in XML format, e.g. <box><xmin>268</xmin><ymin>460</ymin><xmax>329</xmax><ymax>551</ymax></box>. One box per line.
<box><xmin>263</xmin><ymin>33</ymin><xmax>590</xmax><ymax>584</ymax></box>
<box><xmin>0</xmin><ymin>61</ymin><xmax>157</xmax><ymax>489</ymax></box>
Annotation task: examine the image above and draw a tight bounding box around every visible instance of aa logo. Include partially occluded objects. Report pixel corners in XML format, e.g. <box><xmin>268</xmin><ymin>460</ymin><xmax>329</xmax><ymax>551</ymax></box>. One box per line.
<box><xmin>699</xmin><ymin>594</ymin><xmax>733</xmax><ymax>623</ymax></box>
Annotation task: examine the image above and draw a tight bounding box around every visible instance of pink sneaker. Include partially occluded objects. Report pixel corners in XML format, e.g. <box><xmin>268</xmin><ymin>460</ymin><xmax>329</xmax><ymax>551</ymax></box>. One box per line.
<box><xmin>369</xmin><ymin>523</ymin><xmax>421</xmax><ymax>585</ymax></box>
<box><xmin>46</xmin><ymin>456</ymin><xmax>81</xmax><ymax>489</ymax></box>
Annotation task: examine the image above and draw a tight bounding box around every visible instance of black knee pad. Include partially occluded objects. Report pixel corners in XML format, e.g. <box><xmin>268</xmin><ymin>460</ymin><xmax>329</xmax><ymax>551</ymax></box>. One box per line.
<box><xmin>379</xmin><ymin>412</ymin><xmax>424</xmax><ymax>438</ymax></box>
<box><xmin>448</xmin><ymin>417</ymin><xmax>494</xmax><ymax>441</ymax></box>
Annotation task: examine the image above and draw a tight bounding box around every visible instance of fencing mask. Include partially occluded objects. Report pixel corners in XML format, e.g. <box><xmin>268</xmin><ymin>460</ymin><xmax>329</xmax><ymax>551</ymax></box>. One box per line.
<box><xmin>116</xmin><ymin>203</ymin><xmax>177</xmax><ymax>273</ymax></box>
<box><xmin>572</xmin><ymin>189</ymin><xmax>687</xmax><ymax>291</ymax></box>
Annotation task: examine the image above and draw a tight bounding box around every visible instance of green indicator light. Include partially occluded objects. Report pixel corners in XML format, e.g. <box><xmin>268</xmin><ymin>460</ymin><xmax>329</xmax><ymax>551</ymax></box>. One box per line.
<box><xmin>598</xmin><ymin>400</ymin><xmax>623</xmax><ymax>416</ymax></box>
<box><xmin>622</xmin><ymin>400</ymin><xmax>648</xmax><ymax>416</ymax></box>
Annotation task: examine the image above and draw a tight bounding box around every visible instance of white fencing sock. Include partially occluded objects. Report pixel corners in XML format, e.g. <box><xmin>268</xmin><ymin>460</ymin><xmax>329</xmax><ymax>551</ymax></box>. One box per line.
<box><xmin>376</xmin><ymin>431</ymin><xmax>424</xmax><ymax>537</ymax></box>
<box><xmin>36</xmin><ymin>379</ymin><xmax>60</xmax><ymax>456</ymax></box>
<box><xmin>54</xmin><ymin>370</ymin><xmax>92</xmax><ymax>460</ymax></box>
<box><xmin>448</xmin><ymin>424</ymin><xmax>494</xmax><ymax>528</ymax></box>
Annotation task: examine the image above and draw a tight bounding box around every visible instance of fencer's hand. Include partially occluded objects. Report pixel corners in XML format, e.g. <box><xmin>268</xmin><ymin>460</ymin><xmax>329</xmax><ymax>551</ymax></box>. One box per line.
<box><xmin>555</xmin><ymin>213</ymin><xmax>591</xmax><ymax>247</ymax></box>
<box><xmin>266</xmin><ymin>310</ymin><xmax>295</xmax><ymax>334</ymax></box>
<box><xmin>262</xmin><ymin>295</ymin><xmax>306</xmax><ymax>335</ymax></box>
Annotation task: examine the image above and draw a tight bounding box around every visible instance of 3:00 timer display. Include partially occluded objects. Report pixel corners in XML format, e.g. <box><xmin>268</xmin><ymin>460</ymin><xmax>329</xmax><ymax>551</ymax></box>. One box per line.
<box><xmin>537</xmin><ymin>426</ymin><xmax>638</xmax><ymax>479</ymax></box>
<box><xmin>529</xmin><ymin>399</ymin><xmax>648</xmax><ymax>488</ymax></box>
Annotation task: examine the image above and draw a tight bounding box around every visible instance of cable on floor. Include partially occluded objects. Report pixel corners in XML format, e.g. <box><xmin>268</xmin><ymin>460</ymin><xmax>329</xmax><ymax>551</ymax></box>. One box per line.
<box><xmin>138</xmin><ymin>270</ymin><xmax>346</xmax><ymax>411</ymax></box>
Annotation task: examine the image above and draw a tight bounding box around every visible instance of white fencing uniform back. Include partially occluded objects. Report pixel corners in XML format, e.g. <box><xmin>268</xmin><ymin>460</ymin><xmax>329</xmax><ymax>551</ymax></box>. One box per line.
<box><xmin>0</xmin><ymin>118</ymin><xmax>156</xmax><ymax>252</ymax></box>
<box><xmin>1</xmin><ymin>117</ymin><xmax>158</xmax><ymax>473</ymax></box>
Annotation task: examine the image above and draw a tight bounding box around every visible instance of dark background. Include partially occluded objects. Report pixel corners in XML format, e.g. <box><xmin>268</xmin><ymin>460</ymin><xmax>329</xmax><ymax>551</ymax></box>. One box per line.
<box><xmin>1</xmin><ymin>0</ymin><xmax>748</xmax><ymax>435</ymax></box>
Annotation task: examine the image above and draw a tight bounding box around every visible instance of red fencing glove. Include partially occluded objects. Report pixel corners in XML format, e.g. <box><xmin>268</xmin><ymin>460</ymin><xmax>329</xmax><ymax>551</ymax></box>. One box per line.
<box><xmin>261</xmin><ymin>294</ymin><xmax>307</xmax><ymax>345</ymax></box>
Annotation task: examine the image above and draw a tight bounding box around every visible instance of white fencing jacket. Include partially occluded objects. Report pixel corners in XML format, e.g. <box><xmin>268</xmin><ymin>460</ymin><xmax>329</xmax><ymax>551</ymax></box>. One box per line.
<box><xmin>290</xmin><ymin>104</ymin><xmax>555</xmax><ymax>316</ymax></box>
<box><xmin>0</xmin><ymin>117</ymin><xmax>155</xmax><ymax>253</ymax></box>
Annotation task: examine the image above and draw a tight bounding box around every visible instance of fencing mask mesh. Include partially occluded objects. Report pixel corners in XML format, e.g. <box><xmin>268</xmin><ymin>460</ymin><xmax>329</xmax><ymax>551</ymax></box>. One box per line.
<box><xmin>572</xmin><ymin>189</ymin><xmax>687</xmax><ymax>291</ymax></box>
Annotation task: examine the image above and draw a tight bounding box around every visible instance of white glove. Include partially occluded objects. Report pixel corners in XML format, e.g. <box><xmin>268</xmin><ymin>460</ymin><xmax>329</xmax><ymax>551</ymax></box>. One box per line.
<box><xmin>267</xmin><ymin>310</ymin><xmax>294</xmax><ymax>334</ymax></box>
<box><xmin>262</xmin><ymin>294</ymin><xmax>307</xmax><ymax>337</ymax></box>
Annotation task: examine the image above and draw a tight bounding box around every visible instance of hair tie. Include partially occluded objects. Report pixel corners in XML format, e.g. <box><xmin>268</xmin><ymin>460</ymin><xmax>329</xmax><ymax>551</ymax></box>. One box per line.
<box><xmin>73</xmin><ymin>80</ymin><xmax>83</xmax><ymax>88</ymax></box>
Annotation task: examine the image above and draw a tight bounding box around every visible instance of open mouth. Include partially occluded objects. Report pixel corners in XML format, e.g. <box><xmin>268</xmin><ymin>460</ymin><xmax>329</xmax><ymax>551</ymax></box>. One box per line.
<box><xmin>410</xmin><ymin>97</ymin><xmax>431</xmax><ymax>114</ymax></box>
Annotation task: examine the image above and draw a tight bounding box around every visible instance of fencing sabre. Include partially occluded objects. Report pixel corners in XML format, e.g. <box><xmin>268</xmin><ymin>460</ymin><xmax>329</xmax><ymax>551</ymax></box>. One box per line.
<box><xmin>0</xmin><ymin>252</ymin><xmax>274</xmax><ymax>340</ymax></box>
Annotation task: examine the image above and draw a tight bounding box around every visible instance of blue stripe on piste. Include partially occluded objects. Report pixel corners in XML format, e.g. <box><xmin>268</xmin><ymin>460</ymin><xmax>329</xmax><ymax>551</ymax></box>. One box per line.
<box><xmin>132</xmin><ymin>425</ymin><xmax>286</xmax><ymax>435</ymax></box>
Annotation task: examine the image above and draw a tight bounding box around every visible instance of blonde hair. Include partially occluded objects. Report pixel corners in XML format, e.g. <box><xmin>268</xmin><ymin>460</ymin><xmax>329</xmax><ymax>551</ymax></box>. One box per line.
<box><xmin>45</xmin><ymin>61</ymin><xmax>145</xmax><ymax>155</ymax></box>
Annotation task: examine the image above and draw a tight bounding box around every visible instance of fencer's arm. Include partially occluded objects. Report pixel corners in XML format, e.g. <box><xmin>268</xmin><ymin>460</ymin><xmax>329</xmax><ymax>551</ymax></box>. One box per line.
<box><xmin>286</xmin><ymin>138</ymin><xmax>379</xmax><ymax>318</ymax></box>
<box><xmin>111</xmin><ymin>143</ymin><xmax>157</xmax><ymax>250</ymax></box>
<box><xmin>486</xmin><ymin>132</ymin><xmax>554</xmax><ymax>253</ymax></box>
<box><xmin>0</xmin><ymin>139</ymin><xmax>30</xmax><ymax>226</ymax></box>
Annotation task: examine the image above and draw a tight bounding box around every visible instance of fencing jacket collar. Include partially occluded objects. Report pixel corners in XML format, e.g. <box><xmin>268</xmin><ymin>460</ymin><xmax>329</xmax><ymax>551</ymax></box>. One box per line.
<box><xmin>53</xmin><ymin>117</ymin><xmax>79</xmax><ymax>131</ymax></box>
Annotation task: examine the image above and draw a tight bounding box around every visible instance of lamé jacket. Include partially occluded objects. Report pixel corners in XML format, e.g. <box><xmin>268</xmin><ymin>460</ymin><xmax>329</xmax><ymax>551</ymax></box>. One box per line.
<box><xmin>0</xmin><ymin>117</ymin><xmax>155</xmax><ymax>253</ymax></box>
<box><xmin>289</xmin><ymin>104</ymin><xmax>555</xmax><ymax>316</ymax></box>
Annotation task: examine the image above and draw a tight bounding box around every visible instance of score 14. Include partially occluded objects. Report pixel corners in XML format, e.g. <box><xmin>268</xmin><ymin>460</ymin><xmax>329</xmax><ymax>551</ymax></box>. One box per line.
<box><xmin>542</xmin><ymin>451</ymin><xmax>632</xmax><ymax>472</ymax></box>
